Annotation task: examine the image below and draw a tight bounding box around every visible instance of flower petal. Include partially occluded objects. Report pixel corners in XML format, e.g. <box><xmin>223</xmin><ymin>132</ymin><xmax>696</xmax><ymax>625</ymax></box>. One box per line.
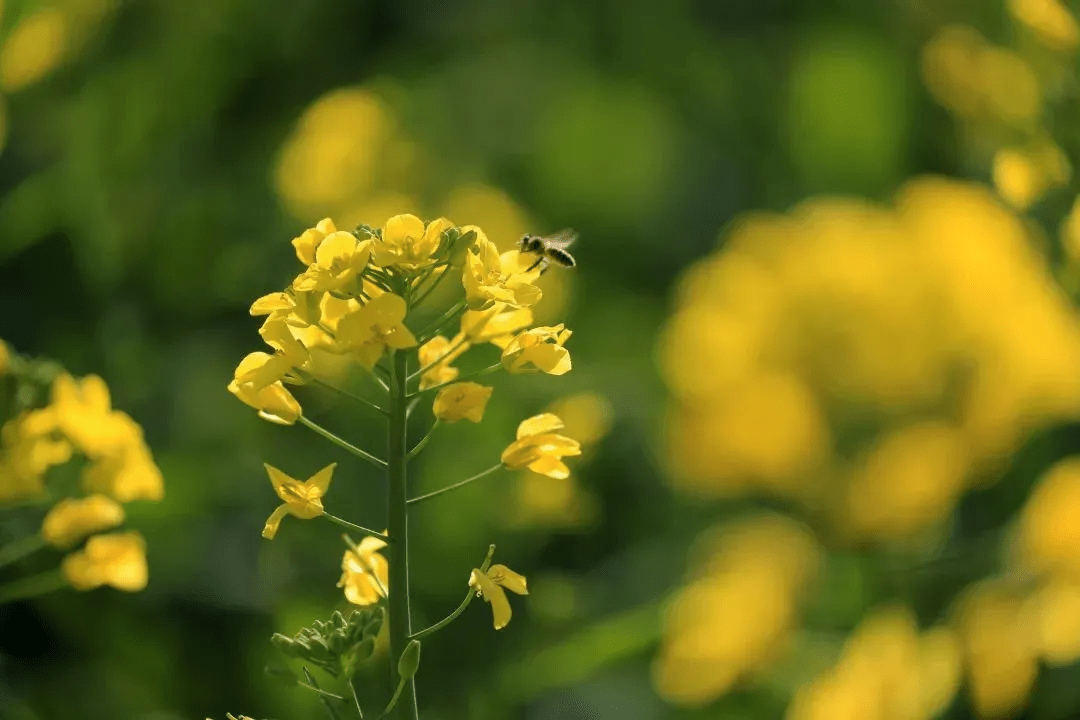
<box><xmin>306</xmin><ymin>463</ymin><xmax>336</xmax><ymax>496</ymax></box>
<box><xmin>517</xmin><ymin>413</ymin><xmax>565</xmax><ymax>440</ymax></box>
<box><xmin>261</xmin><ymin>504</ymin><xmax>290</xmax><ymax>539</ymax></box>
<box><xmin>488</xmin><ymin>564</ymin><xmax>528</xmax><ymax>595</ymax></box>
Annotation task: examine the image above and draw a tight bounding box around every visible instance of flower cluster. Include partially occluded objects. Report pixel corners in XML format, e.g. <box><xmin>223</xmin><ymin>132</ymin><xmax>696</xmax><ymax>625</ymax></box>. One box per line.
<box><xmin>0</xmin><ymin>344</ymin><xmax>161</xmax><ymax>594</ymax></box>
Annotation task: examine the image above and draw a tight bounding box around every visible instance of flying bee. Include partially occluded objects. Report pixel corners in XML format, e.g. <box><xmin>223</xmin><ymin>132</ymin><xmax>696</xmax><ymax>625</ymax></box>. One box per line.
<box><xmin>518</xmin><ymin>229</ymin><xmax>578</xmax><ymax>273</ymax></box>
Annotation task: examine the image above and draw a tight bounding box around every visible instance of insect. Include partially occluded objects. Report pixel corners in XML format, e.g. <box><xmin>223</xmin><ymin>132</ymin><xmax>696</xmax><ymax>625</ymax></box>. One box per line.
<box><xmin>518</xmin><ymin>229</ymin><xmax>578</xmax><ymax>273</ymax></box>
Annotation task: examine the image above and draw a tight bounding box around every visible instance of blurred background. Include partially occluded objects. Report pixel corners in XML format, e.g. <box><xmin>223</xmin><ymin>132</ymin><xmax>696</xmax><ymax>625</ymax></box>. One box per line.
<box><xmin>3</xmin><ymin>0</ymin><xmax>1080</xmax><ymax>718</ymax></box>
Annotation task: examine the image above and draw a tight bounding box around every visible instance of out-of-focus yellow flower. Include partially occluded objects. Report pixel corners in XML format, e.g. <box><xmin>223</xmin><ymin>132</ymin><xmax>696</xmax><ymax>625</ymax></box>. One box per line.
<box><xmin>463</xmin><ymin>233</ymin><xmax>543</xmax><ymax>310</ymax></box>
<box><xmin>993</xmin><ymin>142</ymin><xmax>1070</xmax><ymax>211</ymax></box>
<box><xmin>507</xmin><ymin>471</ymin><xmax>599</xmax><ymax>531</ymax></box>
<box><xmin>0</xmin><ymin>412</ymin><xmax>72</xmax><ymax>504</ymax></box>
<box><xmin>545</xmin><ymin>393</ymin><xmax>612</xmax><ymax>448</ymax></box>
<box><xmin>417</xmin><ymin>335</ymin><xmax>469</xmax><ymax>390</ymax></box>
<box><xmin>338</xmin><ymin>536</ymin><xmax>388</xmax><ymax>605</ymax></box>
<box><xmin>840</xmin><ymin>422</ymin><xmax>971</xmax><ymax>541</ymax></box>
<box><xmin>1025</xmin><ymin>576</ymin><xmax>1080</xmax><ymax>666</ymax></box>
<box><xmin>1061</xmin><ymin>196</ymin><xmax>1080</xmax><ymax>263</ymax></box>
<box><xmin>461</xmin><ymin>303</ymin><xmax>534</xmax><ymax>347</ymax></box>
<box><xmin>433</xmin><ymin>382</ymin><xmax>492</xmax><ymax>423</ymax></box>
<box><xmin>440</xmin><ymin>184</ymin><xmax>531</xmax><ymax>252</ymax></box>
<box><xmin>81</xmin><ymin>437</ymin><xmax>164</xmax><ymax>502</ymax></box>
<box><xmin>653</xmin><ymin>514</ymin><xmax>821</xmax><ymax>706</ymax></box>
<box><xmin>1008</xmin><ymin>0</ymin><xmax>1079</xmax><ymax>51</ymax></box>
<box><xmin>469</xmin><ymin>563</ymin><xmax>528</xmax><ymax>630</ymax></box>
<box><xmin>501</xmin><ymin>414</ymin><xmax>581</xmax><ymax>479</ymax></box>
<box><xmin>292</xmin><ymin>231</ymin><xmax>371</xmax><ymax>292</ymax></box>
<box><xmin>786</xmin><ymin>607</ymin><xmax>961</xmax><ymax>720</ymax></box>
<box><xmin>41</xmin><ymin>494</ymin><xmax>124</xmax><ymax>549</ymax></box>
<box><xmin>955</xmin><ymin>581</ymin><xmax>1038</xmax><ymax>718</ymax></box>
<box><xmin>48</xmin><ymin>373</ymin><xmax>118</xmax><ymax>456</ymax></box>
<box><xmin>261</xmin><ymin>463</ymin><xmax>335</xmax><ymax>539</ymax></box>
<box><xmin>228</xmin><ymin>352</ymin><xmax>302</xmax><ymax>425</ymax></box>
<box><xmin>0</xmin><ymin>340</ymin><xmax>8</xmax><ymax>374</ymax></box>
<box><xmin>371</xmin><ymin>214</ymin><xmax>453</xmax><ymax>269</ymax></box>
<box><xmin>1013</xmin><ymin>456</ymin><xmax>1080</xmax><ymax>575</ymax></box>
<box><xmin>335</xmin><ymin>293</ymin><xmax>417</xmax><ymax>368</ymax></box>
<box><xmin>62</xmin><ymin>531</ymin><xmax>148</xmax><ymax>592</ymax></box>
<box><xmin>0</xmin><ymin>8</ymin><xmax>68</xmax><ymax>93</ymax></box>
<box><xmin>501</xmin><ymin>325</ymin><xmax>572</xmax><ymax>375</ymax></box>
<box><xmin>292</xmin><ymin>218</ymin><xmax>338</xmax><ymax>265</ymax></box>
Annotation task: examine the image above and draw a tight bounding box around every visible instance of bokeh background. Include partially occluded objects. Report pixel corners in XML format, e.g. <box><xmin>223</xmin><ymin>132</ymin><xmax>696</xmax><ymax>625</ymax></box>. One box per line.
<box><xmin>3</xmin><ymin>0</ymin><xmax>1080</xmax><ymax>718</ymax></box>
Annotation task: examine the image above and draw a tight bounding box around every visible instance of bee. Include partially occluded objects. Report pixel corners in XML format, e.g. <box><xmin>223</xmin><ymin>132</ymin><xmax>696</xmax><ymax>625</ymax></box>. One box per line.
<box><xmin>518</xmin><ymin>229</ymin><xmax>578</xmax><ymax>273</ymax></box>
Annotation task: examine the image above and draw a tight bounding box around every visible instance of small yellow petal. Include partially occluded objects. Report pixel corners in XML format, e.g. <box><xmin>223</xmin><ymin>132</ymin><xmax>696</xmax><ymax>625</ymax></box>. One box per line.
<box><xmin>262</xmin><ymin>505</ymin><xmax>290</xmax><ymax>539</ymax></box>
<box><xmin>518</xmin><ymin>413</ymin><xmax>565</xmax><ymax>439</ymax></box>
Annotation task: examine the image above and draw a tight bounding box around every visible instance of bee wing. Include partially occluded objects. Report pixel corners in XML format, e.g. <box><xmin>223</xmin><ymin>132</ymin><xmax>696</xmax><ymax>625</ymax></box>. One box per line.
<box><xmin>542</xmin><ymin>229</ymin><xmax>578</xmax><ymax>249</ymax></box>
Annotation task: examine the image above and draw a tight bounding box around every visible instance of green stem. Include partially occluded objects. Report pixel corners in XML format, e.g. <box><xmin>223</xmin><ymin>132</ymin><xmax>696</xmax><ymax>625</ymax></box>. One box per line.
<box><xmin>303</xmin><ymin>667</ymin><xmax>344</xmax><ymax>720</ymax></box>
<box><xmin>0</xmin><ymin>534</ymin><xmax>47</xmax><ymax>569</ymax></box>
<box><xmin>0</xmin><ymin>570</ymin><xmax>67</xmax><ymax>604</ymax></box>
<box><xmin>416</xmin><ymin>299</ymin><xmax>467</xmax><ymax>345</ymax></box>
<box><xmin>348</xmin><ymin>677</ymin><xmax>365</xmax><ymax>718</ymax></box>
<box><xmin>410</xmin><ymin>545</ymin><xmax>495</xmax><ymax>641</ymax></box>
<box><xmin>407</xmin><ymin>465</ymin><xmax>503</xmax><ymax>506</ymax></box>
<box><xmin>410</xmin><ymin>264</ymin><xmax>452</xmax><ymax>309</ymax></box>
<box><xmin>296</xmin><ymin>681</ymin><xmax>348</xmax><ymax>703</ymax></box>
<box><xmin>407</xmin><ymin>338</ymin><xmax>468</xmax><ymax>383</ymax></box>
<box><xmin>312</xmin><ymin>377</ymin><xmax>389</xmax><ymax>416</ymax></box>
<box><xmin>405</xmin><ymin>364</ymin><xmax>501</xmax><ymax>399</ymax></box>
<box><xmin>386</xmin><ymin>350</ymin><xmax>420</xmax><ymax>720</ymax></box>
<box><xmin>299</xmin><ymin>416</ymin><xmax>387</xmax><ymax>470</ymax></box>
<box><xmin>322</xmin><ymin>513</ymin><xmax>389</xmax><ymax>542</ymax></box>
<box><xmin>406</xmin><ymin>421</ymin><xmax>439</xmax><ymax>462</ymax></box>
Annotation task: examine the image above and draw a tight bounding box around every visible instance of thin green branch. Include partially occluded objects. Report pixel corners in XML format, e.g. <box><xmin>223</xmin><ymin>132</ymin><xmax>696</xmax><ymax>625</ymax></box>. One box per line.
<box><xmin>410</xmin><ymin>545</ymin><xmax>496</xmax><ymax>641</ymax></box>
<box><xmin>0</xmin><ymin>570</ymin><xmax>67</xmax><ymax>604</ymax></box>
<box><xmin>322</xmin><ymin>513</ymin><xmax>390</xmax><ymax>542</ymax></box>
<box><xmin>348</xmin><ymin>677</ymin><xmax>365</xmax><ymax>718</ymax></box>
<box><xmin>411</xmin><ymin>263</ymin><xmax>453</xmax><ymax>309</ymax></box>
<box><xmin>312</xmin><ymin>377</ymin><xmax>389</xmax><ymax>416</ymax></box>
<box><xmin>0</xmin><ymin>534</ymin><xmax>47</xmax><ymax>570</ymax></box>
<box><xmin>303</xmin><ymin>667</ymin><xmax>344</xmax><ymax>720</ymax></box>
<box><xmin>296</xmin><ymin>680</ymin><xmax>348</xmax><ymax>702</ymax></box>
<box><xmin>415</xmin><ymin>299</ymin><xmax>467</xmax><ymax>345</ymax></box>
<box><xmin>407</xmin><ymin>338</ymin><xmax>468</xmax><ymax>383</ymax></box>
<box><xmin>298</xmin><ymin>416</ymin><xmax>387</xmax><ymax>469</ymax></box>
<box><xmin>406</xmin><ymin>421</ymin><xmax>439</xmax><ymax>462</ymax></box>
<box><xmin>407</xmin><ymin>465</ymin><xmax>503</xmax><ymax>506</ymax></box>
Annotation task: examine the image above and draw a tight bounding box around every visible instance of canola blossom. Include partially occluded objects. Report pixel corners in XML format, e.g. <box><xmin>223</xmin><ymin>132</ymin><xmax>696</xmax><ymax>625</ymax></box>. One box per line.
<box><xmin>228</xmin><ymin>214</ymin><xmax>580</xmax><ymax>719</ymax></box>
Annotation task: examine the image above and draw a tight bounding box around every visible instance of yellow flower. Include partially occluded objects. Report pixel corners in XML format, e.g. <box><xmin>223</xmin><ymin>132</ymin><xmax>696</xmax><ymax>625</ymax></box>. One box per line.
<box><xmin>469</xmin><ymin>563</ymin><xmax>528</xmax><ymax>630</ymax></box>
<box><xmin>338</xmin><ymin>536</ymin><xmax>389</xmax><ymax>605</ymax></box>
<box><xmin>501</xmin><ymin>325</ymin><xmax>572</xmax><ymax>375</ymax></box>
<box><xmin>0</xmin><ymin>339</ymin><xmax>8</xmax><ymax>374</ymax></box>
<box><xmin>249</xmin><ymin>288</ymin><xmax>323</xmax><ymax>328</ymax></box>
<box><xmin>49</xmin><ymin>373</ymin><xmax>123</xmax><ymax>456</ymax></box>
<box><xmin>62</xmin><ymin>531</ymin><xmax>148</xmax><ymax>592</ymax></box>
<box><xmin>501</xmin><ymin>413</ymin><xmax>581</xmax><ymax>479</ymax></box>
<box><xmin>372</xmin><ymin>214</ymin><xmax>454</xmax><ymax>269</ymax></box>
<box><xmin>433</xmin><ymin>382</ymin><xmax>493</xmax><ymax>423</ymax></box>
<box><xmin>461</xmin><ymin>303</ymin><xmax>533</xmax><ymax>348</ymax></box>
<box><xmin>293</xmin><ymin>230</ymin><xmax>372</xmax><ymax>292</ymax></box>
<box><xmin>81</xmin><ymin>435</ymin><xmax>164</xmax><ymax>502</ymax></box>
<box><xmin>417</xmin><ymin>335</ymin><xmax>469</xmax><ymax>390</ymax></box>
<box><xmin>228</xmin><ymin>352</ymin><xmax>302</xmax><ymax>425</ymax></box>
<box><xmin>261</xmin><ymin>463</ymin><xmax>335</xmax><ymax>539</ymax></box>
<box><xmin>336</xmin><ymin>293</ymin><xmax>417</xmax><ymax>369</ymax></box>
<box><xmin>292</xmin><ymin>218</ymin><xmax>338</xmax><ymax>265</ymax></box>
<box><xmin>463</xmin><ymin>233</ymin><xmax>543</xmax><ymax>310</ymax></box>
<box><xmin>41</xmin><ymin>494</ymin><xmax>125</xmax><ymax>548</ymax></box>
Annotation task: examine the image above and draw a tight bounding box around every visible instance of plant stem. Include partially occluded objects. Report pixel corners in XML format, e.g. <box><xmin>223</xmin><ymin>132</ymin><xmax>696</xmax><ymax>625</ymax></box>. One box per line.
<box><xmin>410</xmin><ymin>545</ymin><xmax>495</xmax><ymax>641</ymax></box>
<box><xmin>0</xmin><ymin>570</ymin><xmax>67</xmax><ymax>604</ymax></box>
<box><xmin>415</xmin><ymin>299</ymin><xmax>466</xmax><ymax>345</ymax></box>
<box><xmin>299</xmin><ymin>416</ymin><xmax>387</xmax><ymax>470</ymax></box>
<box><xmin>407</xmin><ymin>465</ymin><xmax>503</xmax><ymax>506</ymax></box>
<box><xmin>405</xmin><ymin>363</ymin><xmax>501</xmax><ymax>399</ymax></box>
<box><xmin>406</xmin><ymin>421</ymin><xmax>439</xmax><ymax>462</ymax></box>
<box><xmin>303</xmin><ymin>667</ymin><xmax>344</xmax><ymax>720</ymax></box>
<box><xmin>386</xmin><ymin>349</ymin><xmax>420</xmax><ymax>720</ymax></box>
<box><xmin>312</xmin><ymin>377</ymin><xmax>389</xmax><ymax>416</ymax></box>
<box><xmin>0</xmin><ymin>534</ymin><xmax>47</xmax><ymax>569</ymax></box>
<box><xmin>322</xmin><ymin>513</ymin><xmax>389</xmax><ymax>542</ymax></box>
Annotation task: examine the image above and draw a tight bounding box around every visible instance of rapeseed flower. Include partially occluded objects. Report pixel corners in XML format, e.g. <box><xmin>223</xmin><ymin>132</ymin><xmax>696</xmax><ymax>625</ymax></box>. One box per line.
<box><xmin>62</xmin><ymin>531</ymin><xmax>148</xmax><ymax>592</ymax></box>
<box><xmin>41</xmin><ymin>494</ymin><xmax>125</xmax><ymax>549</ymax></box>
<box><xmin>262</xmin><ymin>463</ymin><xmax>335</xmax><ymax>539</ymax></box>
<box><xmin>501</xmin><ymin>413</ymin><xmax>580</xmax><ymax>479</ymax></box>
<box><xmin>339</xmin><ymin>536</ymin><xmax>389</xmax><ymax>605</ymax></box>
<box><xmin>433</xmin><ymin>382</ymin><xmax>492</xmax><ymax>423</ymax></box>
<box><xmin>228</xmin><ymin>352</ymin><xmax>302</xmax><ymax>425</ymax></box>
<box><xmin>463</xmin><ymin>233</ymin><xmax>542</xmax><ymax>310</ymax></box>
<box><xmin>336</xmin><ymin>293</ymin><xmax>417</xmax><ymax>369</ymax></box>
<box><xmin>469</xmin><ymin>563</ymin><xmax>528</xmax><ymax>630</ymax></box>
<box><xmin>292</xmin><ymin>218</ymin><xmax>338</xmax><ymax>265</ymax></box>
<box><xmin>293</xmin><ymin>230</ymin><xmax>372</xmax><ymax>292</ymax></box>
<box><xmin>371</xmin><ymin>214</ymin><xmax>454</xmax><ymax>269</ymax></box>
<box><xmin>417</xmin><ymin>335</ymin><xmax>469</xmax><ymax>390</ymax></box>
<box><xmin>501</xmin><ymin>325</ymin><xmax>572</xmax><ymax>375</ymax></box>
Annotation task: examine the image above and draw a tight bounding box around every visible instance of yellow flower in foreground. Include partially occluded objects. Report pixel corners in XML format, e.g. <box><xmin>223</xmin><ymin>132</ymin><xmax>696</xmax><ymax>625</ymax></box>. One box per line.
<box><xmin>372</xmin><ymin>214</ymin><xmax>454</xmax><ymax>269</ymax></box>
<box><xmin>339</xmin><ymin>536</ymin><xmax>389</xmax><ymax>605</ymax></box>
<box><xmin>461</xmin><ymin>303</ymin><xmax>533</xmax><ymax>347</ymax></box>
<box><xmin>292</xmin><ymin>218</ymin><xmax>338</xmax><ymax>265</ymax></box>
<box><xmin>469</xmin><ymin>564</ymin><xmax>528</xmax><ymax>630</ymax></box>
<box><xmin>293</xmin><ymin>230</ymin><xmax>372</xmax><ymax>291</ymax></box>
<box><xmin>433</xmin><ymin>382</ymin><xmax>493</xmax><ymax>423</ymax></box>
<box><xmin>62</xmin><ymin>531</ymin><xmax>148</xmax><ymax>592</ymax></box>
<box><xmin>418</xmin><ymin>335</ymin><xmax>469</xmax><ymax>390</ymax></box>
<box><xmin>501</xmin><ymin>413</ymin><xmax>581</xmax><ymax>479</ymax></box>
<box><xmin>336</xmin><ymin>293</ymin><xmax>417</xmax><ymax>368</ymax></box>
<box><xmin>262</xmin><ymin>463</ymin><xmax>335</xmax><ymax>539</ymax></box>
<box><xmin>463</xmin><ymin>234</ymin><xmax>543</xmax><ymax>310</ymax></box>
<box><xmin>41</xmin><ymin>495</ymin><xmax>124</xmax><ymax>549</ymax></box>
<box><xmin>228</xmin><ymin>352</ymin><xmax>302</xmax><ymax>425</ymax></box>
<box><xmin>501</xmin><ymin>325</ymin><xmax>572</xmax><ymax>375</ymax></box>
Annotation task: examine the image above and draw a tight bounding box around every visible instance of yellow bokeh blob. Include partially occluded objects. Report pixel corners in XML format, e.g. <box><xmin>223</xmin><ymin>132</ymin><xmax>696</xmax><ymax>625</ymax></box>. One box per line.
<box><xmin>0</xmin><ymin>7</ymin><xmax>68</xmax><ymax>93</ymax></box>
